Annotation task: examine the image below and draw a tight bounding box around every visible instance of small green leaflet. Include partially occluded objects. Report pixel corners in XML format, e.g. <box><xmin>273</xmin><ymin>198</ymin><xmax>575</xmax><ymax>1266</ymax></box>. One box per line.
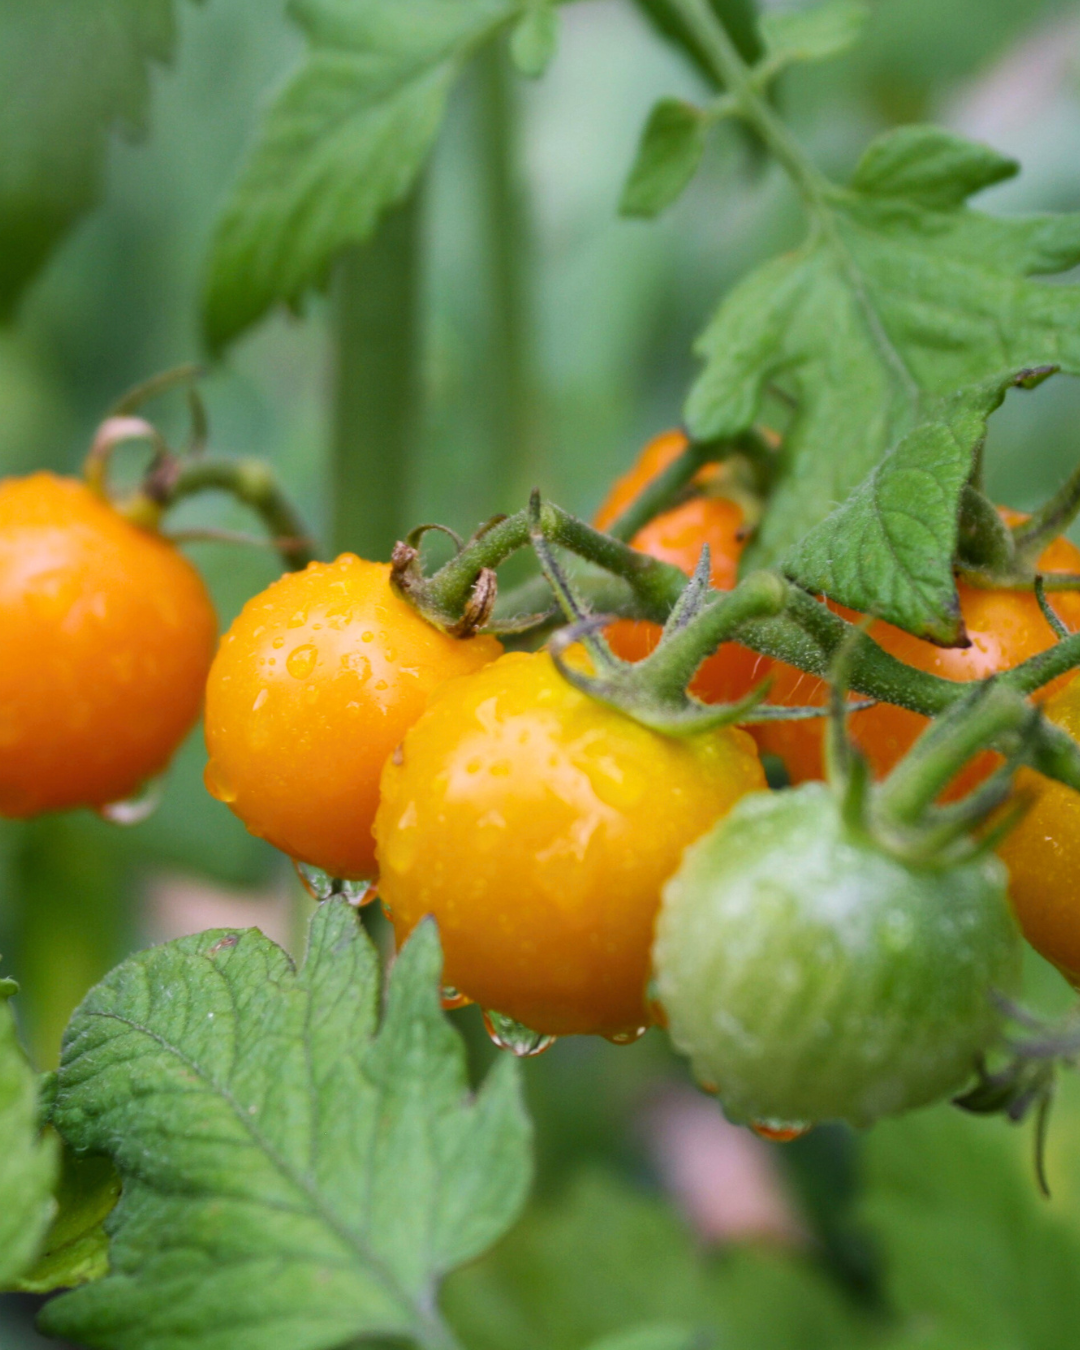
<box><xmin>202</xmin><ymin>0</ymin><xmax>528</xmax><ymax>350</ymax></box>
<box><xmin>15</xmin><ymin>1149</ymin><xmax>120</xmax><ymax>1295</ymax></box>
<box><xmin>41</xmin><ymin>904</ymin><xmax>531</xmax><ymax>1350</ymax></box>
<box><xmin>0</xmin><ymin>968</ymin><xmax>58</xmax><ymax>1289</ymax></box>
<box><xmin>0</xmin><ymin>0</ymin><xmax>194</xmax><ymax>316</ymax></box>
<box><xmin>620</xmin><ymin>100</ymin><xmax>710</xmax><ymax>219</ymax></box>
<box><xmin>511</xmin><ymin>0</ymin><xmax>559</xmax><ymax>78</ymax></box>
<box><xmin>784</xmin><ymin>367</ymin><xmax>1055</xmax><ymax>643</ymax></box>
<box><xmin>687</xmin><ymin>125</ymin><xmax>1080</xmax><ymax>575</ymax></box>
<box><xmin>757</xmin><ymin>0</ymin><xmax>868</xmax><ymax>74</ymax></box>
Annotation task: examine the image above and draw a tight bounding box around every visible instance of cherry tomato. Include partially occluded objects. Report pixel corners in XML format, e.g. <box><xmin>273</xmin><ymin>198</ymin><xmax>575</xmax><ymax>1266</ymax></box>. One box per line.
<box><xmin>755</xmin><ymin>517</ymin><xmax>1080</xmax><ymax>795</ymax></box>
<box><xmin>654</xmin><ymin>782</ymin><xmax>1019</xmax><ymax>1127</ymax></box>
<box><xmin>204</xmin><ymin>554</ymin><xmax>501</xmax><ymax>880</ymax></box>
<box><xmin>0</xmin><ymin>473</ymin><xmax>217</xmax><ymax>817</ymax></box>
<box><xmin>998</xmin><ymin>676</ymin><xmax>1080</xmax><ymax>984</ymax></box>
<box><xmin>374</xmin><ymin>649</ymin><xmax>765</xmax><ymax>1037</ymax></box>
<box><xmin>595</xmin><ymin>431</ymin><xmax>767</xmax><ymax>706</ymax></box>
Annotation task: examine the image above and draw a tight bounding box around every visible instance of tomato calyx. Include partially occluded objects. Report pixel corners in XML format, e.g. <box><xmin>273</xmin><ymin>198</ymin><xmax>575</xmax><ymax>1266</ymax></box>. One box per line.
<box><xmin>81</xmin><ymin>364</ymin><xmax>315</xmax><ymax>571</ymax></box>
<box><xmin>953</xmin><ymin>995</ymin><xmax>1080</xmax><ymax>1196</ymax></box>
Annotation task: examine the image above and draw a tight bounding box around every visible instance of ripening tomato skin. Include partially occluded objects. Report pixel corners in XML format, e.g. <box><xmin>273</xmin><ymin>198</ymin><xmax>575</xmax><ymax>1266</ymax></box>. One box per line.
<box><xmin>596</xmin><ymin>431</ymin><xmax>767</xmax><ymax>706</ymax></box>
<box><xmin>374</xmin><ymin>650</ymin><xmax>765</xmax><ymax>1037</ymax></box>
<box><xmin>0</xmin><ymin>473</ymin><xmax>217</xmax><ymax>817</ymax></box>
<box><xmin>755</xmin><ymin>523</ymin><xmax>1080</xmax><ymax>794</ymax></box>
<box><xmin>654</xmin><ymin>783</ymin><xmax>1020</xmax><ymax>1127</ymax></box>
<box><xmin>204</xmin><ymin>555</ymin><xmax>501</xmax><ymax>880</ymax></box>
<box><xmin>998</xmin><ymin>677</ymin><xmax>1080</xmax><ymax>984</ymax></box>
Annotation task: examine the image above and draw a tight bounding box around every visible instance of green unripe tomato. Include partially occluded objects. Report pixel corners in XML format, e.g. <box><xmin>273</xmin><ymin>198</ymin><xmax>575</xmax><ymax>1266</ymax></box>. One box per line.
<box><xmin>653</xmin><ymin>783</ymin><xmax>1021</xmax><ymax>1129</ymax></box>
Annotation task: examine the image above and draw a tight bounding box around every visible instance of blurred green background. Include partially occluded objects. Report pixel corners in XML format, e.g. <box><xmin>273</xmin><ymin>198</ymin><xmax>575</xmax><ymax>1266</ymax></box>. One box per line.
<box><xmin>4</xmin><ymin>0</ymin><xmax>1080</xmax><ymax>1345</ymax></box>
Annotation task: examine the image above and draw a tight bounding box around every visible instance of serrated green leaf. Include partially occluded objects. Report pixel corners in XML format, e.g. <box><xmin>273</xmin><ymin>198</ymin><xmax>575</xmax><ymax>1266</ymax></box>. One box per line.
<box><xmin>759</xmin><ymin>1</ymin><xmax>869</xmax><ymax>71</ymax></box>
<box><xmin>862</xmin><ymin>1106</ymin><xmax>1080</xmax><ymax>1350</ymax></box>
<box><xmin>511</xmin><ymin>0</ymin><xmax>558</xmax><ymax>78</ymax></box>
<box><xmin>15</xmin><ymin>1147</ymin><xmax>120</xmax><ymax>1295</ymax></box>
<box><xmin>41</xmin><ymin>905</ymin><xmax>531</xmax><ymax>1350</ymax></box>
<box><xmin>687</xmin><ymin>126</ymin><xmax>1080</xmax><ymax>574</ymax></box>
<box><xmin>620</xmin><ymin>100</ymin><xmax>709</xmax><ymax>219</ymax></box>
<box><xmin>0</xmin><ymin>960</ymin><xmax>58</xmax><ymax>1288</ymax></box>
<box><xmin>203</xmin><ymin>0</ymin><xmax>524</xmax><ymax>350</ymax></box>
<box><xmin>783</xmin><ymin>367</ymin><xmax>1054</xmax><ymax>641</ymax></box>
<box><xmin>0</xmin><ymin>0</ymin><xmax>194</xmax><ymax>316</ymax></box>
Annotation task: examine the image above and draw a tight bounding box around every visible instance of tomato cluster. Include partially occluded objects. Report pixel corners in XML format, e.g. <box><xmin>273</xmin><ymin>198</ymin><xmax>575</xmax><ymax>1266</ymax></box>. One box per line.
<box><xmin>9</xmin><ymin>430</ymin><xmax>1080</xmax><ymax>1131</ymax></box>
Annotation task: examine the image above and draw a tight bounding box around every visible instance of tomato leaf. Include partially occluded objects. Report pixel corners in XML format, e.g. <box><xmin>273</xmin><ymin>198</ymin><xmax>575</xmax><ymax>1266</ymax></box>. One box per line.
<box><xmin>202</xmin><ymin>0</ymin><xmax>527</xmax><ymax>351</ymax></box>
<box><xmin>41</xmin><ymin>904</ymin><xmax>531</xmax><ymax>1350</ymax></box>
<box><xmin>862</xmin><ymin>1105</ymin><xmax>1080</xmax><ymax>1348</ymax></box>
<box><xmin>443</xmin><ymin>1169</ymin><xmax>870</xmax><ymax>1350</ymax></box>
<box><xmin>758</xmin><ymin>0</ymin><xmax>868</xmax><ymax>72</ymax></box>
<box><xmin>687</xmin><ymin>126</ymin><xmax>1080</xmax><ymax>571</ymax></box>
<box><xmin>784</xmin><ymin>367</ymin><xmax>1055</xmax><ymax>643</ymax></box>
<box><xmin>14</xmin><ymin>1148</ymin><xmax>120</xmax><ymax>1295</ymax></box>
<box><xmin>0</xmin><ymin>0</ymin><xmax>196</xmax><ymax>317</ymax></box>
<box><xmin>0</xmin><ymin>968</ymin><xmax>58</xmax><ymax>1289</ymax></box>
<box><xmin>620</xmin><ymin>100</ymin><xmax>711</xmax><ymax>220</ymax></box>
<box><xmin>510</xmin><ymin>0</ymin><xmax>559</xmax><ymax>78</ymax></box>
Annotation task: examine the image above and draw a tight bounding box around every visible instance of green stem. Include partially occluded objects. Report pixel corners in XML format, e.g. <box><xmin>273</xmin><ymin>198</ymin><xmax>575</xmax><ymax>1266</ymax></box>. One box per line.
<box><xmin>475</xmin><ymin>40</ymin><xmax>538</xmax><ymax>511</ymax></box>
<box><xmin>665</xmin><ymin>0</ymin><xmax>829</xmax><ymax>205</ymax></box>
<box><xmin>876</xmin><ymin>685</ymin><xmax>1034</xmax><ymax>826</ymax></box>
<box><xmin>1012</xmin><ymin>458</ymin><xmax>1080</xmax><ymax>566</ymax></box>
<box><xmin>166</xmin><ymin>458</ymin><xmax>316</xmax><ymax>571</ymax></box>
<box><xmin>331</xmin><ymin>191</ymin><xmax>424</xmax><ymax>559</ymax></box>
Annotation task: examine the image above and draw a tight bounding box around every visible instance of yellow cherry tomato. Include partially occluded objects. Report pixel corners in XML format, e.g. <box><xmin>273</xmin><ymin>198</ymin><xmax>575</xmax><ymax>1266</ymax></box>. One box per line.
<box><xmin>374</xmin><ymin>650</ymin><xmax>765</xmax><ymax>1038</ymax></box>
<box><xmin>204</xmin><ymin>554</ymin><xmax>501</xmax><ymax>880</ymax></box>
<box><xmin>0</xmin><ymin>472</ymin><xmax>217</xmax><ymax>817</ymax></box>
<box><xmin>998</xmin><ymin>676</ymin><xmax>1080</xmax><ymax>984</ymax></box>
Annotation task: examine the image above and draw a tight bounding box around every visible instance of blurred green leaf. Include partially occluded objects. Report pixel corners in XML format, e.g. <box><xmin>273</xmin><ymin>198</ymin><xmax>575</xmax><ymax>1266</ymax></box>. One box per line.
<box><xmin>42</xmin><ymin>907</ymin><xmax>531</xmax><ymax>1350</ymax></box>
<box><xmin>203</xmin><ymin>0</ymin><xmax>527</xmax><ymax>350</ymax></box>
<box><xmin>443</xmin><ymin>1169</ymin><xmax>872</xmax><ymax>1350</ymax></box>
<box><xmin>688</xmin><ymin>126</ymin><xmax>1080</xmax><ymax>573</ymax></box>
<box><xmin>0</xmin><ymin>966</ymin><xmax>57</xmax><ymax>1289</ymax></box>
<box><xmin>583</xmin><ymin>1326</ymin><xmax>704</xmax><ymax>1350</ymax></box>
<box><xmin>620</xmin><ymin>99</ymin><xmax>710</xmax><ymax>219</ymax></box>
<box><xmin>511</xmin><ymin>0</ymin><xmax>558</xmax><ymax>78</ymax></box>
<box><xmin>863</xmin><ymin>1106</ymin><xmax>1080</xmax><ymax>1350</ymax></box>
<box><xmin>14</xmin><ymin>1148</ymin><xmax>120</xmax><ymax>1295</ymax></box>
<box><xmin>758</xmin><ymin>1</ymin><xmax>868</xmax><ymax>72</ymax></box>
<box><xmin>785</xmin><ymin>367</ymin><xmax>1054</xmax><ymax>641</ymax></box>
<box><xmin>0</xmin><ymin>0</ymin><xmax>196</xmax><ymax>317</ymax></box>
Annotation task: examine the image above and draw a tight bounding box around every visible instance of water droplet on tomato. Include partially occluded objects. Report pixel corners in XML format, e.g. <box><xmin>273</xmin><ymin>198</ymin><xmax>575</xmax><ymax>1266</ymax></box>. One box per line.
<box><xmin>99</xmin><ymin>776</ymin><xmax>164</xmax><ymax>826</ymax></box>
<box><xmin>339</xmin><ymin>877</ymin><xmax>377</xmax><ymax>907</ymax></box>
<box><xmin>482</xmin><ymin>1009</ymin><xmax>556</xmax><ymax>1057</ymax></box>
<box><xmin>287</xmin><ymin>644</ymin><xmax>318</xmax><ymax>679</ymax></box>
<box><xmin>750</xmin><ymin>1119</ymin><xmax>811</xmax><ymax>1143</ymax></box>
<box><xmin>441</xmin><ymin>986</ymin><xmax>473</xmax><ymax>1011</ymax></box>
<box><xmin>294</xmin><ymin>860</ymin><xmax>335</xmax><ymax>900</ymax></box>
<box><xmin>604</xmin><ymin>1026</ymin><xmax>648</xmax><ymax>1046</ymax></box>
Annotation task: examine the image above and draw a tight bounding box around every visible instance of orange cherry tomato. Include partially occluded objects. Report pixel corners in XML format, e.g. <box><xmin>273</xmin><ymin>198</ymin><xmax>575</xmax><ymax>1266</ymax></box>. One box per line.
<box><xmin>998</xmin><ymin>676</ymin><xmax>1080</xmax><ymax>984</ymax></box>
<box><xmin>754</xmin><ymin>516</ymin><xmax>1080</xmax><ymax>795</ymax></box>
<box><xmin>595</xmin><ymin>431</ymin><xmax>767</xmax><ymax>706</ymax></box>
<box><xmin>0</xmin><ymin>472</ymin><xmax>217</xmax><ymax>817</ymax></box>
<box><xmin>374</xmin><ymin>649</ymin><xmax>765</xmax><ymax>1037</ymax></box>
<box><xmin>204</xmin><ymin>554</ymin><xmax>501</xmax><ymax>880</ymax></box>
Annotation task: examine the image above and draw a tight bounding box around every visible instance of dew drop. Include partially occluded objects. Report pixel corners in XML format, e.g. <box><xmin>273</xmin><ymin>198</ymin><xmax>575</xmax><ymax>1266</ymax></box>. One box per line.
<box><xmin>750</xmin><ymin>1119</ymin><xmax>811</xmax><ymax>1143</ymax></box>
<box><xmin>604</xmin><ymin>1026</ymin><xmax>648</xmax><ymax>1046</ymax></box>
<box><xmin>339</xmin><ymin>878</ymin><xmax>377</xmax><ymax>907</ymax></box>
<box><xmin>99</xmin><ymin>777</ymin><xmax>164</xmax><ymax>826</ymax></box>
<box><xmin>252</xmin><ymin>688</ymin><xmax>269</xmax><ymax>712</ymax></box>
<box><xmin>441</xmin><ymin>986</ymin><xmax>473</xmax><ymax>1011</ymax></box>
<box><xmin>482</xmin><ymin>1009</ymin><xmax>556</xmax><ymax>1057</ymax></box>
<box><xmin>294</xmin><ymin>860</ymin><xmax>336</xmax><ymax>900</ymax></box>
<box><xmin>287</xmin><ymin>643</ymin><xmax>318</xmax><ymax>679</ymax></box>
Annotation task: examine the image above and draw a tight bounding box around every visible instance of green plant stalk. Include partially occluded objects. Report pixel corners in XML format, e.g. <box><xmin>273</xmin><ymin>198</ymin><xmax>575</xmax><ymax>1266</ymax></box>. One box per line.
<box><xmin>166</xmin><ymin>458</ymin><xmax>316</xmax><ymax>571</ymax></box>
<box><xmin>331</xmin><ymin>191</ymin><xmax>424</xmax><ymax>559</ymax></box>
<box><xmin>475</xmin><ymin>40</ymin><xmax>539</xmax><ymax>512</ymax></box>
